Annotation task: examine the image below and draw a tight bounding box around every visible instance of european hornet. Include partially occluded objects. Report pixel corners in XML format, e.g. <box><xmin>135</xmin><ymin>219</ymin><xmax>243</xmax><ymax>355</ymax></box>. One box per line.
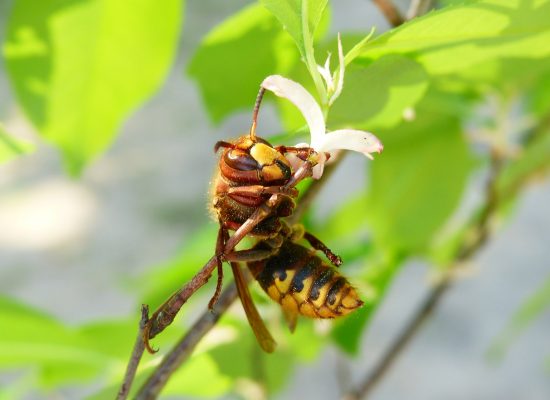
<box><xmin>209</xmin><ymin>87</ymin><xmax>363</xmax><ymax>352</ymax></box>
<box><xmin>143</xmin><ymin>85</ymin><xmax>363</xmax><ymax>353</ymax></box>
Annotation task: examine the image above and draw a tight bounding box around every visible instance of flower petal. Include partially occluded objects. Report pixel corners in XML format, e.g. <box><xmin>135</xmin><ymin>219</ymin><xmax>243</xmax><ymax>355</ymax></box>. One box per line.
<box><xmin>261</xmin><ymin>75</ymin><xmax>325</xmax><ymax>148</ymax></box>
<box><xmin>317</xmin><ymin>129</ymin><xmax>383</xmax><ymax>159</ymax></box>
<box><xmin>312</xmin><ymin>163</ymin><xmax>325</xmax><ymax>179</ymax></box>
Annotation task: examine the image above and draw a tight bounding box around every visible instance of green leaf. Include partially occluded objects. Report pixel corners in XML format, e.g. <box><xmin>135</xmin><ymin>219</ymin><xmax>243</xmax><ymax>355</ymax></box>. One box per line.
<box><xmin>137</xmin><ymin>223</ymin><xmax>218</xmax><ymax>308</ymax></box>
<box><xmin>77</xmin><ymin>319</ymin><xmax>137</xmax><ymax>361</ymax></box>
<box><xmin>163</xmin><ymin>353</ymin><xmax>232</xmax><ymax>397</ymax></box>
<box><xmin>356</xmin><ymin>0</ymin><xmax>550</xmax><ymax>76</ymax></box>
<box><xmin>3</xmin><ymin>0</ymin><xmax>183</xmax><ymax>174</ymax></box>
<box><xmin>318</xmin><ymin>190</ymin><xmax>375</xmax><ymax>262</ymax></box>
<box><xmin>332</xmin><ymin>253</ymin><xmax>404</xmax><ymax>355</ymax></box>
<box><xmin>261</xmin><ymin>0</ymin><xmax>328</xmax><ymax>58</ymax></box>
<box><xmin>0</xmin><ymin>296</ymin><xmax>116</xmax><ymax>388</ymax></box>
<box><xmin>365</xmin><ymin>107</ymin><xmax>476</xmax><ymax>253</ymax></box>
<box><xmin>329</xmin><ymin>55</ymin><xmax>429</xmax><ymax>130</ymax></box>
<box><xmin>188</xmin><ymin>3</ymin><xmax>297</xmax><ymax>124</ymax></box>
<box><xmin>209</xmin><ymin>318</ymin><xmax>295</xmax><ymax>394</ymax></box>
<box><xmin>0</xmin><ymin>124</ymin><xmax>34</xmax><ymax>163</ymax></box>
<box><xmin>527</xmin><ymin>65</ymin><xmax>550</xmax><ymax>116</ymax></box>
<box><xmin>488</xmin><ymin>274</ymin><xmax>550</xmax><ymax>361</ymax></box>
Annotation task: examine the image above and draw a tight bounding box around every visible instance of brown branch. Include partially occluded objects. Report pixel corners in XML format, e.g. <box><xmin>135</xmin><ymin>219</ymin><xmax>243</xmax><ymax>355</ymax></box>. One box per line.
<box><xmin>135</xmin><ymin>283</ymin><xmax>239</xmax><ymax>399</ymax></box>
<box><xmin>117</xmin><ymin>305</ymin><xmax>149</xmax><ymax>400</ymax></box>
<box><xmin>371</xmin><ymin>0</ymin><xmax>405</xmax><ymax>27</ymax></box>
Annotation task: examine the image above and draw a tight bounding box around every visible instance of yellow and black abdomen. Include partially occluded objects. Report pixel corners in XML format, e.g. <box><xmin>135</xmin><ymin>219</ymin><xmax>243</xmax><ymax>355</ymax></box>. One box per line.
<box><xmin>249</xmin><ymin>240</ymin><xmax>363</xmax><ymax>318</ymax></box>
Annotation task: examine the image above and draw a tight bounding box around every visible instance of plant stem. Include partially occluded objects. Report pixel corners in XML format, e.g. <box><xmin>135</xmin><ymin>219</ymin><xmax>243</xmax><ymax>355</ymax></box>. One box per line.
<box><xmin>301</xmin><ymin>0</ymin><xmax>328</xmax><ymax>109</ymax></box>
<box><xmin>117</xmin><ymin>305</ymin><xmax>149</xmax><ymax>400</ymax></box>
<box><xmin>135</xmin><ymin>283</ymin><xmax>239</xmax><ymax>399</ymax></box>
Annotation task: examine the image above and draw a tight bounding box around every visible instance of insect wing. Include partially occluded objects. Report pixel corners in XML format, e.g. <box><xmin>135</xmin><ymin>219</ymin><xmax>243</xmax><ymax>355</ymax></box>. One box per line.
<box><xmin>231</xmin><ymin>262</ymin><xmax>276</xmax><ymax>353</ymax></box>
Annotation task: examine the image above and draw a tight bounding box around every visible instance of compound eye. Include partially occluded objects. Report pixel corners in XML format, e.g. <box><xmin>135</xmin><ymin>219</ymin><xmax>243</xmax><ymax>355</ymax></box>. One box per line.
<box><xmin>224</xmin><ymin>149</ymin><xmax>259</xmax><ymax>171</ymax></box>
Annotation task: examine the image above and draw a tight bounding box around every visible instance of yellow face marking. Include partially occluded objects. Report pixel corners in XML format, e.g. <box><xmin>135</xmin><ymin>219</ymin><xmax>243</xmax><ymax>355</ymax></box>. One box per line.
<box><xmin>292</xmin><ymin>276</ymin><xmax>315</xmax><ymax>304</ymax></box>
<box><xmin>280</xmin><ymin>294</ymin><xmax>299</xmax><ymax>314</ymax></box>
<box><xmin>274</xmin><ymin>270</ymin><xmax>295</xmax><ymax>295</ymax></box>
<box><xmin>250</xmin><ymin>143</ymin><xmax>278</xmax><ymax>165</ymax></box>
<box><xmin>237</xmin><ymin>137</ymin><xmax>255</xmax><ymax>150</ymax></box>
<box><xmin>260</xmin><ymin>164</ymin><xmax>285</xmax><ymax>181</ymax></box>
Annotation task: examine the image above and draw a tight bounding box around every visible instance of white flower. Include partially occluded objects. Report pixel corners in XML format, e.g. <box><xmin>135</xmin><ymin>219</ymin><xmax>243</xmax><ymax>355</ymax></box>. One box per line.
<box><xmin>261</xmin><ymin>74</ymin><xmax>383</xmax><ymax>179</ymax></box>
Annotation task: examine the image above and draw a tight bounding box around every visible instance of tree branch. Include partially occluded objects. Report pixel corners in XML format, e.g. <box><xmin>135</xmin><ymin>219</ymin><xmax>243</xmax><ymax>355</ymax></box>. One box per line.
<box><xmin>117</xmin><ymin>305</ymin><xmax>149</xmax><ymax>400</ymax></box>
<box><xmin>135</xmin><ymin>283</ymin><xmax>239</xmax><ymax>399</ymax></box>
<box><xmin>371</xmin><ymin>0</ymin><xmax>405</xmax><ymax>27</ymax></box>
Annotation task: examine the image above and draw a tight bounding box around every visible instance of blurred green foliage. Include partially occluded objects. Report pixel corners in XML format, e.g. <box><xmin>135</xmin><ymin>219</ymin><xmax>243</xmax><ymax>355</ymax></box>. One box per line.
<box><xmin>3</xmin><ymin>0</ymin><xmax>183</xmax><ymax>174</ymax></box>
<box><xmin>1</xmin><ymin>0</ymin><xmax>550</xmax><ymax>398</ymax></box>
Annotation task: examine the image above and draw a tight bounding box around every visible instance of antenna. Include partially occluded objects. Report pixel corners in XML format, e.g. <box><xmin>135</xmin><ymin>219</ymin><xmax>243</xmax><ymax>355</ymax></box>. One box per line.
<box><xmin>249</xmin><ymin>87</ymin><xmax>266</xmax><ymax>140</ymax></box>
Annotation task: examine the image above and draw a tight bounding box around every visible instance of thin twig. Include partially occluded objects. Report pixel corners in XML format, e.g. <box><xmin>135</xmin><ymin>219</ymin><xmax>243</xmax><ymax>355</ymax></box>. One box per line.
<box><xmin>135</xmin><ymin>283</ymin><xmax>239</xmax><ymax>399</ymax></box>
<box><xmin>117</xmin><ymin>305</ymin><xmax>149</xmax><ymax>400</ymax></box>
<box><xmin>371</xmin><ymin>0</ymin><xmax>405</xmax><ymax>27</ymax></box>
<box><xmin>344</xmin><ymin>151</ymin><xmax>505</xmax><ymax>400</ymax></box>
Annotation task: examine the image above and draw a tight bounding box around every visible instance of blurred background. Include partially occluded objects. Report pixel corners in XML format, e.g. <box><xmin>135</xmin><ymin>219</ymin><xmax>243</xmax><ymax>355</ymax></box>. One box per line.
<box><xmin>1</xmin><ymin>0</ymin><xmax>549</xmax><ymax>399</ymax></box>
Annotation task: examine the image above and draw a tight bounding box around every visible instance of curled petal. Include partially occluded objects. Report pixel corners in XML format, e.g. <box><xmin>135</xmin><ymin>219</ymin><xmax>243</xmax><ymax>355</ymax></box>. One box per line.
<box><xmin>317</xmin><ymin>129</ymin><xmax>383</xmax><ymax>160</ymax></box>
<box><xmin>311</xmin><ymin>152</ymin><xmax>327</xmax><ymax>179</ymax></box>
<box><xmin>261</xmin><ymin>75</ymin><xmax>326</xmax><ymax>148</ymax></box>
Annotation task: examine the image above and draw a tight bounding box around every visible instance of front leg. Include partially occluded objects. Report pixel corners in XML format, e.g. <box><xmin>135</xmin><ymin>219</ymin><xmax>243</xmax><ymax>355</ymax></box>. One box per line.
<box><xmin>303</xmin><ymin>231</ymin><xmax>342</xmax><ymax>267</ymax></box>
<box><xmin>227</xmin><ymin>185</ymin><xmax>298</xmax><ymax>199</ymax></box>
<box><xmin>208</xmin><ymin>223</ymin><xmax>230</xmax><ymax>310</ymax></box>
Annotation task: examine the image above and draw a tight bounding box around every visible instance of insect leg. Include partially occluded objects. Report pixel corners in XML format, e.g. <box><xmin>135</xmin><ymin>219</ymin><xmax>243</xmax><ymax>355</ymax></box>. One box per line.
<box><xmin>225</xmin><ymin>248</ymin><xmax>278</xmax><ymax>263</ymax></box>
<box><xmin>303</xmin><ymin>231</ymin><xmax>343</xmax><ymax>267</ymax></box>
<box><xmin>209</xmin><ymin>224</ymin><xmax>230</xmax><ymax>310</ymax></box>
<box><xmin>227</xmin><ymin>185</ymin><xmax>298</xmax><ymax>198</ymax></box>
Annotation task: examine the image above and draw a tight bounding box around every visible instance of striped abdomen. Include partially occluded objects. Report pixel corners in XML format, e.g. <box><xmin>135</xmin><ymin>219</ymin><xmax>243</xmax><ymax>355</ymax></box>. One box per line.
<box><xmin>249</xmin><ymin>240</ymin><xmax>363</xmax><ymax>318</ymax></box>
